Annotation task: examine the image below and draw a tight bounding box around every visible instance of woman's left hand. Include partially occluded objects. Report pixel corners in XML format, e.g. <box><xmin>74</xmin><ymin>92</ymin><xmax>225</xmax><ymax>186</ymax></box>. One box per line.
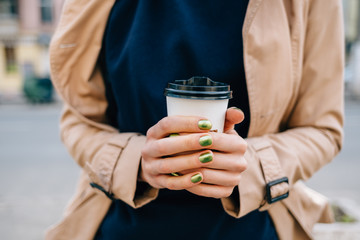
<box><xmin>183</xmin><ymin>107</ymin><xmax>248</xmax><ymax>198</ymax></box>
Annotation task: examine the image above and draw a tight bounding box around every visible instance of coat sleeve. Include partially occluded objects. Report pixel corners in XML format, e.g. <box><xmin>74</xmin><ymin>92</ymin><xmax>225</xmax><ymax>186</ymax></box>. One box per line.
<box><xmin>222</xmin><ymin>0</ymin><xmax>344</xmax><ymax>218</ymax></box>
<box><xmin>59</xmin><ymin>104</ymin><xmax>158</xmax><ymax>208</ymax></box>
<box><xmin>49</xmin><ymin>0</ymin><xmax>158</xmax><ymax>208</ymax></box>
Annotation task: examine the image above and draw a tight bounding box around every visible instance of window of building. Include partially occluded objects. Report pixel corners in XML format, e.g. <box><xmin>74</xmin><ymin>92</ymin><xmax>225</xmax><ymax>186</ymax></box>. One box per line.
<box><xmin>40</xmin><ymin>0</ymin><xmax>52</xmax><ymax>23</ymax></box>
<box><xmin>0</xmin><ymin>0</ymin><xmax>18</xmax><ymax>19</ymax></box>
<box><xmin>4</xmin><ymin>44</ymin><xmax>17</xmax><ymax>73</ymax></box>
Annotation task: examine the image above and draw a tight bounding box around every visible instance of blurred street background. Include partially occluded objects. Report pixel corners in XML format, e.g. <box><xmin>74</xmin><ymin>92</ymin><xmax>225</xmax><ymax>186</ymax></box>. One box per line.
<box><xmin>1</xmin><ymin>0</ymin><xmax>360</xmax><ymax>239</ymax></box>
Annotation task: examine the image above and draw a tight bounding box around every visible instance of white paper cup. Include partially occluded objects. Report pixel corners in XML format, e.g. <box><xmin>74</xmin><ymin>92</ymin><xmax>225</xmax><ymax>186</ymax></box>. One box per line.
<box><xmin>164</xmin><ymin>77</ymin><xmax>232</xmax><ymax>133</ymax></box>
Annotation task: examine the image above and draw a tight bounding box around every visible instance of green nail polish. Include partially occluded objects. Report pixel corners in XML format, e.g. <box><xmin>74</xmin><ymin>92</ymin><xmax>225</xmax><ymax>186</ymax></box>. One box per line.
<box><xmin>191</xmin><ymin>173</ymin><xmax>202</xmax><ymax>183</ymax></box>
<box><xmin>199</xmin><ymin>135</ymin><xmax>212</xmax><ymax>147</ymax></box>
<box><xmin>199</xmin><ymin>152</ymin><xmax>213</xmax><ymax>163</ymax></box>
<box><xmin>170</xmin><ymin>172</ymin><xmax>180</xmax><ymax>176</ymax></box>
<box><xmin>169</xmin><ymin>133</ymin><xmax>180</xmax><ymax>137</ymax></box>
<box><xmin>230</xmin><ymin>106</ymin><xmax>241</xmax><ymax>111</ymax></box>
<box><xmin>198</xmin><ymin>120</ymin><xmax>212</xmax><ymax>130</ymax></box>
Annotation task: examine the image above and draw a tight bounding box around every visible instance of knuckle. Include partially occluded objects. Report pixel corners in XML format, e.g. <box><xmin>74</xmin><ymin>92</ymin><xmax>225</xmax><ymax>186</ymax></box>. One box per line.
<box><xmin>213</xmin><ymin>192</ymin><xmax>223</xmax><ymax>199</ymax></box>
<box><xmin>195</xmin><ymin>187</ymin><xmax>206</xmax><ymax>197</ymax></box>
<box><xmin>224</xmin><ymin>188</ymin><xmax>234</xmax><ymax>198</ymax></box>
<box><xmin>158</xmin><ymin>160</ymin><xmax>170</xmax><ymax>173</ymax></box>
<box><xmin>141</xmin><ymin>146</ymin><xmax>149</xmax><ymax>159</ymax></box>
<box><xmin>231</xmin><ymin>175</ymin><xmax>242</xmax><ymax>186</ymax></box>
<box><xmin>151</xmin><ymin>176</ymin><xmax>163</xmax><ymax>189</ymax></box>
<box><xmin>232</xmin><ymin>157</ymin><xmax>244</xmax><ymax>172</ymax></box>
<box><xmin>158</xmin><ymin>117</ymin><xmax>170</xmax><ymax>133</ymax></box>
<box><xmin>215</xmin><ymin>187</ymin><xmax>233</xmax><ymax>198</ymax></box>
<box><xmin>234</xmin><ymin>137</ymin><xmax>246</xmax><ymax>151</ymax></box>
<box><xmin>229</xmin><ymin>134</ymin><xmax>245</xmax><ymax>152</ymax></box>
<box><xmin>241</xmin><ymin>159</ymin><xmax>248</xmax><ymax>171</ymax></box>
<box><xmin>240</xmin><ymin>141</ymin><xmax>248</xmax><ymax>153</ymax></box>
<box><xmin>141</xmin><ymin>163</ymin><xmax>151</xmax><ymax>176</ymax></box>
<box><xmin>146</xmin><ymin>126</ymin><xmax>155</xmax><ymax>138</ymax></box>
<box><xmin>232</xmin><ymin>161</ymin><xmax>242</xmax><ymax>172</ymax></box>
<box><xmin>165</xmin><ymin>179</ymin><xmax>177</xmax><ymax>190</ymax></box>
<box><xmin>233</xmin><ymin>158</ymin><xmax>247</xmax><ymax>172</ymax></box>
<box><xmin>142</xmin><ymin>160</ymin><xmax>153</xmax><ymax>174</ymax></box>
<box><xmin>154</xmin><ymin>140</ymin><xmax>167</xmax><ymax>156</ymax></box>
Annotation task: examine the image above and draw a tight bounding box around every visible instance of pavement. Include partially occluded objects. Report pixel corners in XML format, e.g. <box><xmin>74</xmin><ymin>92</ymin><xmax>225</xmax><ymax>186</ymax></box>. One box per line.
<box><xmin>0</xmin><ymin>95</ymin><xmax>359</xmax><ymax>240</ymax></box>
<box><xmin>0</xmin><ymin>100</ymin><xmax>79</xmax><ymax>240</ymax></box>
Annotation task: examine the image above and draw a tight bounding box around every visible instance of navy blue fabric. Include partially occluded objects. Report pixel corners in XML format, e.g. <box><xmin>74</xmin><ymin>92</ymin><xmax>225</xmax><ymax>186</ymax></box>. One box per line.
<box><xmin>100</xmin><ymin>0</ymin><xmax>250</xmax><ymax>137</ymax></box>
<box><xmin>96</xmin><ymin>0</ymin><xmax>278</xmax><ymax>239</ymax></box>
<box><xmin>95</xmin><ymin>189</ymin><xmax>278</xmax><ymax>240</ymax></box>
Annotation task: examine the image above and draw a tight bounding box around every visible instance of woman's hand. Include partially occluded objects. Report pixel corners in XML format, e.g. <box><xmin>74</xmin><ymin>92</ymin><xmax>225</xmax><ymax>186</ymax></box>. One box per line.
<box><xmin>185</xmin><ymin>107</ymin><xmax>248</xmax><ymax>198</ymax></box>
<box><xmin>140</xmin><ymin>115</ymin><xmax>214</xmax><ymax>189</ymax></box>
<box><xmin>140</xmin><ymin>107</ymin><xmax>247</xmax><ymax>198</ymax></box>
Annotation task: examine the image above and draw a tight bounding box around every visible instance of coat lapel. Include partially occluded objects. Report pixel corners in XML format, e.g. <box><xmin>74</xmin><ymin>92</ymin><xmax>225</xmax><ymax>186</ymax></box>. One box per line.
<box><xmin>243</xmin><ymin>0</ymin><xmax>264</xmax><ymax>40</ymax></box>
<box><xmin>242</xmin><ymin>0</ymin><xmax>264</xmax><ymax>137</ymax></box>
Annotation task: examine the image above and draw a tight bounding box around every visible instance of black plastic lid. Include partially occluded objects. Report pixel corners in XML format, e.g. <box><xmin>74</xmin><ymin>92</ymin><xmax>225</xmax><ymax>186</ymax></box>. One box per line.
<box><xmin>164</xmin><ymin>76</ymin><xmax>232</xmax><ymax>100</ymax></box>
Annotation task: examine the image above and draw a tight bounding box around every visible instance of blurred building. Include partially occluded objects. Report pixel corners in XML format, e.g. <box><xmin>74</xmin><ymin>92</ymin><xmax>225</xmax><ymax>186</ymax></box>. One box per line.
<box><xmin>343</xmin><ymin>0</ymin><xmax>360</xmax><ymax>98</ymax></box>
<box><xmin>0</xmin><ymin>0</ymin><xmax>64</xmax><ymax>95</ymax></box>
<box><xmin>343</xmin><ymin>0</ymin><xmax>360</xmax><ymax>58</ymax></box>
<box><xmin>1</xmin><ymin>0</ymin><xmax>360</xmax><ymax>98</ymax></box>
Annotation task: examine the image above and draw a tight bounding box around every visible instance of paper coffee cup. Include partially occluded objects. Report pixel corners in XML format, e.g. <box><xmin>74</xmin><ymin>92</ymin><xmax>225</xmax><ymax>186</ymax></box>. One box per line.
<box><xmin>164</xmin><ymin>77</ymin><xmax>232</xmax><ymax>133</ymax></box>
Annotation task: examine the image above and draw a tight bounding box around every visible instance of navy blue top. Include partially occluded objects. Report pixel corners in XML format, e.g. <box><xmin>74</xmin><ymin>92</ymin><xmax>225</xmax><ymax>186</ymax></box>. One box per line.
<box><xmin>96</xmin><ymin>0</ymin><xmax>278</xmax><ymax>239</ymax></box>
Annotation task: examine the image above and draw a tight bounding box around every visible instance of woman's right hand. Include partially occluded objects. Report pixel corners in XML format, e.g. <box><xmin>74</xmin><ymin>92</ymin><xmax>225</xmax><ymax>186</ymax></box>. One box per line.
<box><xmin>139</xmin><ymin>109</ymin><xmax>247</xmax><ymax>198</ymax></box>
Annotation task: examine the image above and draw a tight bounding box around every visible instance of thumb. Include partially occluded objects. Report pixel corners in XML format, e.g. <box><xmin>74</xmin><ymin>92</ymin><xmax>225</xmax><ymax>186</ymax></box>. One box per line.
<box><xmin>223</xmin><ymin>107</ymin><xmax>245</xmax><ymax>133</ymax></box>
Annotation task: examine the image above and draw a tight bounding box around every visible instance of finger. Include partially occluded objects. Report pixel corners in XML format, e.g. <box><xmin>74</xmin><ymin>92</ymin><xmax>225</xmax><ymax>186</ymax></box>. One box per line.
<box><xmin>224</xmin><ymin>107</ymin><xmax>244</xmax><ymax>133</ymax></box>
<box><xmin>143</xmin><ymin>133</ymin><xmax>214</xmax><ymax>157</ymax></box>
<box><xmin>205</xmin><ymin>152</ymin><xmax>247</xmax><ymax>172</ymax></box>
<box><xmin>199</xmin><ymin>168</ymin><xmax>242</xmax><ymax>187</ymax></box>
<box><xmin>147</xmin><ymin>116</ymin><xmax>213</xmax><ymax>139</ymax></box>
<box><xmin>186</xmin><ymin>184</ymin><xmax>235</xmax><ymax>199</ymax></box>
<box><xmin>177</xmin><ymin>154</ymin><xmax>247</xmax><ymax>175</ymax></box>
<box><xmin>153</xmin><ymin>150</ymin><xmax>214</xmax><ymax>175</ymax></box>
<box><xmin>209</xmin><ymin>132</ymin><xmax>247</xmax><ymax>153</ymax></box>
<box><xmin>143</xmin><ymin>132</ymin><xmax>246</xmax><ymax>158</ymax></box>
<box><xmin>155</xmin><ymin>172</ymin><xmax>203</xmax><ymax>190</ymax></box>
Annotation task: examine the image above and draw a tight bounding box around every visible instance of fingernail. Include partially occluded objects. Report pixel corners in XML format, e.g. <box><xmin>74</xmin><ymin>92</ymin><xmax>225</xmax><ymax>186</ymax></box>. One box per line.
<box><xmin>170</xmin><ymin>172</ymin><xmax>180</xmax><ymax>176</ymax></box>
<box><xmin>199</xmin><ymin>135</ymin><xmax>212</xmax><ymax>147</ymax></box>
<box><xmin>199</xmin><ymin>152</ymin><xmax>213</xmax><ymax>163</ymax></box>
<box><xmin>191</xmin><ymin>173</ymin><xmax>202</xmax><ymax>183</ymax></box>
<box><xmin>198</xmin><ymin>120</ymin><xmax>212</xmax><ymax>130</ymax></box>
<box><xmin>230</xmin><ymin>107</ymin><xmax>241</xmax><ymax>111</ymax></box>
<box><xmin>169</xmin><ymin>133</ymin><xmax>180</xmax><ymax>137</ymax></box>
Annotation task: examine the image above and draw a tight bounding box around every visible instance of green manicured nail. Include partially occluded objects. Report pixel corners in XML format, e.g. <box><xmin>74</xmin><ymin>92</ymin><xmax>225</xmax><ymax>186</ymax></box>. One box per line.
<box><xmin>199</xmin><ymin>135</ymin><xmax>212</xmax><ymax>147</ymax></box>
<box><xmin>169</xmin><ymin>133</ymin><xmax>180</xmax><ymax>137</ymax></box>
<box><xmin>198</xmin><ymin>120</ymin><xmax>212</xmax><ymax>130</ymax></box>
<box><xmin>199</xmin><ymin>152</ymin><xmax>213</xmax><ymax>163</ymax></box>
<box><xmin>191</xmin><ymin>173</ymin><xmax>202</xmax><ymax>183</ymax></box>
<box><xmin>230</xmin><ymin>106</ymin><xmax>241</xmax><ymax>111</ymax></box>
<box><xmin>170</xmin><ymin>172</ymin><xmax>180</xmax><ymax>177</ymax></box>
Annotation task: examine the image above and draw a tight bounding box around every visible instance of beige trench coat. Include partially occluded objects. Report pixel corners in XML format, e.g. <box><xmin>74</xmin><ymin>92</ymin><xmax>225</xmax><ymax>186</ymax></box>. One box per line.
<box><xmin>46</xmin><ymin>0</ymin><xmax>344</xmax><ymax>239</ymax></box>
